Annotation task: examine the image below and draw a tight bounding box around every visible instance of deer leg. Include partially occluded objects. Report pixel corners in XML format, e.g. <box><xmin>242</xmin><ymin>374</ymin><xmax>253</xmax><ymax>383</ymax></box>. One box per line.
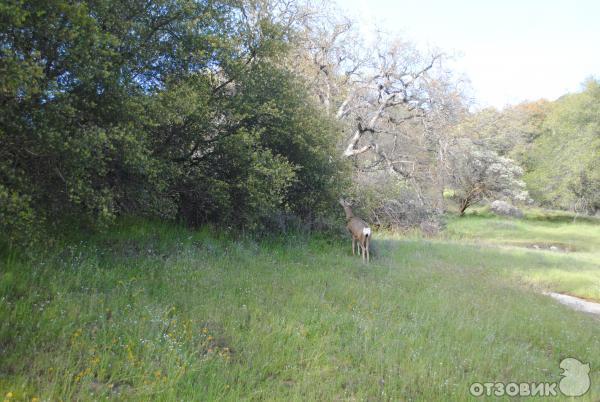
<box><xmin>361</xmin><ymin>240</ymin><xmax>366</xmax><ymax>263</ymax></box>
<box><xmin>352</xmin><ymin>237</ymin><xmax>355</xmax><ymax>255</ymax></box>
<box><xmin>366</xmin><ymin>237</ymin><xmax>370</xmax><ymax>263</ymax></box>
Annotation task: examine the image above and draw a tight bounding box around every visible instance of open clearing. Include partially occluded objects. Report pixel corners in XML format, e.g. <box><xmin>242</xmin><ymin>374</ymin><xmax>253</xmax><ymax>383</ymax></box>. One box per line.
<box><xmin>1</xmin><ymin>214</ymin><xmax>599</xmax><ymax>400</ymax></box>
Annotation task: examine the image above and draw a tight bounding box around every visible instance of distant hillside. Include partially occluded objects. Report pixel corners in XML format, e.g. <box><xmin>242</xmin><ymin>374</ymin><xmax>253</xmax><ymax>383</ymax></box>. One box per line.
<box><xmin>458</xmin><ymin>79</ymin><xmax>600</xmax><ymax>214</ymax></box>
<box><xmin>524</xmin><ymin>79</ymin><xmax>600</xmax><ymax>213</ymax></box>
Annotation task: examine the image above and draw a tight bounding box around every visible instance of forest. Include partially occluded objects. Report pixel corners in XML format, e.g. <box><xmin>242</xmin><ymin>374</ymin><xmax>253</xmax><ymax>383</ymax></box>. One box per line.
<box><xmin>2</xmin><ymin>0</ymin><xmax>598</xmax><ymax>246</ymax></box>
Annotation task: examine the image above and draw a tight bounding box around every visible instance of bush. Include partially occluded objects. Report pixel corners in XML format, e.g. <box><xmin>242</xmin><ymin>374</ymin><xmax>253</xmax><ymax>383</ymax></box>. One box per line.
<box><xmin>0</xmin><ymin>185</ymin><xmax>39</xmax><ymax>248</ymax></box>
<box><xmin>348</xmin><ymin>173</ymin><xmax>441</xmax><ymax>230</ymax></box>
<box><xmin>0</xmin><ymin>0</ymin><xmax>346</xmax><ymax>243</ymax></box>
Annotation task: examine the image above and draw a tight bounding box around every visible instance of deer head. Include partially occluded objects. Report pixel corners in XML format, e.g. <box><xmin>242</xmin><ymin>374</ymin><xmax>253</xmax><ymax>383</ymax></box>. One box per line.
<box><xmin>339</xmin><ymin>198</ymin><xmax>354</xmax><ymax>220</ymax></box>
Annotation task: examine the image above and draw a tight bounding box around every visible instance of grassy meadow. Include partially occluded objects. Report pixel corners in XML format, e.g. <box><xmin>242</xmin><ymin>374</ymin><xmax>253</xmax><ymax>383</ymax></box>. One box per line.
<box><xmin>1</xmin><ymin>213</ymin><xmax>599</xmax><ymax>401</ymax></box>
<box><xmin>445</xmin><ymin>209</ymin><xmax>600</xmax><ymax>301</ymax></box>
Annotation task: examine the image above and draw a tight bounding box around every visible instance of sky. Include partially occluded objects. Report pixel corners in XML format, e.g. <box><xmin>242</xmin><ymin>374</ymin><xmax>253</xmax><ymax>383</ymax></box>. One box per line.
<box><xmin>339</xmin><ymin>0</ymin><xmax>600</xmax><ymax>109</ymax></box>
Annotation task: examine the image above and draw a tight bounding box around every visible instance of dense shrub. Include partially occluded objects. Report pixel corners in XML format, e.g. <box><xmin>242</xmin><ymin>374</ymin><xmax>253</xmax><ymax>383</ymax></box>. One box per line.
<box><xmin>524</xmin><ymin>80</ymin><xmax>600</xmax><ymax>214</ymax></box>
<box><xmin>0</xmin><ymin>0</ymin><xmax>346</xmax><ymax>242</ymax></box>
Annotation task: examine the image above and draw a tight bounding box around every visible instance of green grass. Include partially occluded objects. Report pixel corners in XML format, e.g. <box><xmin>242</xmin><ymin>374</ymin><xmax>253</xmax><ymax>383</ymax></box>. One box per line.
<box><xmin>1</xmin><ymin>216</ymin><xmax>599</xmax><ymax>401</ymax></box>
<box><xmin>445</xmin><ymin>209</ymin><xmax>600</xmax><ymax>301</ymax></box>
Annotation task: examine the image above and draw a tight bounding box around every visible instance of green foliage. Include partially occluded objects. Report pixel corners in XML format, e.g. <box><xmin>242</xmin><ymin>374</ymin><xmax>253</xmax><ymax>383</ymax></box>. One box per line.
<box><xmin>0</xmin><ymin>184</ymin><xmax>39</xmax><ymax>248</ymax></box>
<box><xmin>569</xmin><ymin>166</ymin><xmax>600</xmax><ymax>214</ymax></box>
<box><xmin>152</xmin><ymin>61</ymin><xmax>347</xmax><ymax>230</ymax></box>
<box><xmin>232</xmin><ymin>63</ymin><xmax>348</xmax><ymax>224</ymax></box>
<box><xmin>461</xmin><ymin>80</ymin><xmax>600</xmax><ymax>214</ymax></box>
<box><xmin>455</xmin><ymin>101</ymin><xmax>549</xmax><ymax>157</ymax></box>
<box><xmin>0</xmin><ymin>0</ymin><xmax>346</xmax><ymax>242</ymax></box>
<box><xmin>524</xmin><ymin>79</ymin><xmax>600</xmax><ymax>213</ymax></box>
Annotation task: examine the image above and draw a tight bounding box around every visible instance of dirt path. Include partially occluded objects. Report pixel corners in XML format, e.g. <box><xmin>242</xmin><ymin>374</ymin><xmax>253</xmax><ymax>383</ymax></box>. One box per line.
<box><xmin>546</xmin><ymin>292</ymin><xmax>600</xmax><ymax>317</ymax></box>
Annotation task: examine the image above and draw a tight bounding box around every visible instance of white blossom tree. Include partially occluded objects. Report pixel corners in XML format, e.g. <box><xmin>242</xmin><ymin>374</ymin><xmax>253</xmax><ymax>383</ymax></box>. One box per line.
<box><xmin>446</xmin><ymin>139</ymin><xmax>529</xmax><ymax>216</ymax></box>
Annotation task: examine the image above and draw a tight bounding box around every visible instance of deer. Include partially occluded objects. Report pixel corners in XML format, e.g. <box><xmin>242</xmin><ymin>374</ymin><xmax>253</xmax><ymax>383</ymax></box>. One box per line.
<box><xmin>339</xmin><ymin>198</ymin><xmax>371</xmax><ymax>263</ymax></box>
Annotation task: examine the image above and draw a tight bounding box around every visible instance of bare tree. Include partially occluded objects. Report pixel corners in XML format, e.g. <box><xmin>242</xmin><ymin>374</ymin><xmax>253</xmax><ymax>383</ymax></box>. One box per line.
<box><xmin>282</xmin><ymin>1</ymin><xmax>470</xmax><ymax>225</ymax></box>
<box><xmin>287</xmin><ymin>6</ymin><xmax>466</xmax><ymax>171</ymax></box>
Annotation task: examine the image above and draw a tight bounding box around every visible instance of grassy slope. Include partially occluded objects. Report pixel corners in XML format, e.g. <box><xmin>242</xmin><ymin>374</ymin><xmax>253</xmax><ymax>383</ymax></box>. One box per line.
<box><xmin>445</xmin><ymin>209</ymin><xmax>600</xmax><ymax>301</ymax></box>
<box><xmin>1</xmin><ymin>217</ymin><xmax>599</xmax><ymax>401</ymax></box>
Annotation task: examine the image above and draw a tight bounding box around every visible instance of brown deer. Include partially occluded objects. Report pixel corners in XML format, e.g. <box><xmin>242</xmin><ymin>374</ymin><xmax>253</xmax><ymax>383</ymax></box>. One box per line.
<box><xmin>339</xmin><ymin>198</ymin><xmax>371</xmax><ymax>263</ymax></box>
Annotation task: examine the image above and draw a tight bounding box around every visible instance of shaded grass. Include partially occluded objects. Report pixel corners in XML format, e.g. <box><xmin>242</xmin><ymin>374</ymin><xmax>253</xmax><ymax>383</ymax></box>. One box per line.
<box><xmin>0</xmin><ymin>218</ymin><xmax>599</xmax><ymax>400</ymax></box>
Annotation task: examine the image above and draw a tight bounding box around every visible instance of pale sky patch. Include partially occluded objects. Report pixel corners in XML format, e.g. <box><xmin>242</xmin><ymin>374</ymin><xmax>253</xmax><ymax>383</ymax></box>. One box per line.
<box><xmin>339</xmin><ymin>0</ymin><xmax>600</xmax><ymax>108</ymax></box>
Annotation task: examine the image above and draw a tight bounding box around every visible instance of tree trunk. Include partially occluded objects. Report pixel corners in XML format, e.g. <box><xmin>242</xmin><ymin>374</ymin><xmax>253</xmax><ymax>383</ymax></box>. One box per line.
<box><xmin>459</xmin><ymin>198</ymin><xmax>470</xmax><ymax>216</ymax></box>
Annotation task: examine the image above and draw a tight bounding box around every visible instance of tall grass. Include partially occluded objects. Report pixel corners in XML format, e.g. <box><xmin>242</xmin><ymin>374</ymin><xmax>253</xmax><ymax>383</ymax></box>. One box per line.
<box><xmin>0</xmin><ymin>217</ymin><xmax>598</xmax><ymax>400</ymax></box>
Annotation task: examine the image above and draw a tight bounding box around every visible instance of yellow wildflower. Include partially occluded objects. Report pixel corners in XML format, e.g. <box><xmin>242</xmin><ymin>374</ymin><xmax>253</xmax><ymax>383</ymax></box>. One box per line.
<box><xmin>5</xmin><ymin>392</ymin><xmax>13</xmax><ymax>398</ymax></box>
